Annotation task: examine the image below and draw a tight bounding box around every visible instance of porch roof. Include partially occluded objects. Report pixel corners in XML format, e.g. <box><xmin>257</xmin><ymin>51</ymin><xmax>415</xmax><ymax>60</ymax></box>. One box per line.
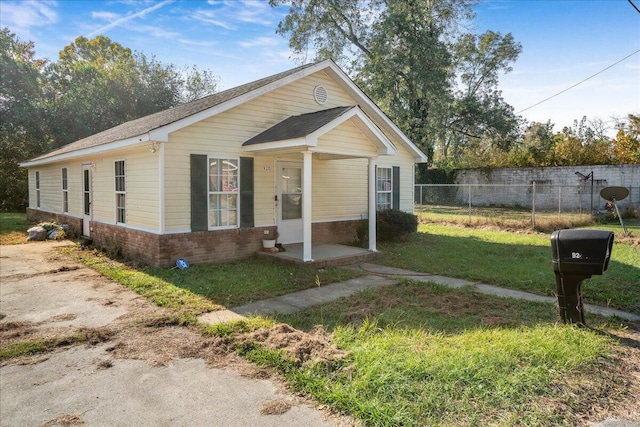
<box><xmin>241</xmin><ymin>105</ymin><xmax>396</xmax><ymax>159</ymax></box>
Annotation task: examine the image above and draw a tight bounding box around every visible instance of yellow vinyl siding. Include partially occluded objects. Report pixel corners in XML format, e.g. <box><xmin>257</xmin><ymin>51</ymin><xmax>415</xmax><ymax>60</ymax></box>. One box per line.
<box><xmin>65</xmin><ymin>163</ymin><xmax>82</xmax><ymax>216</ymax></box>
<box><xmin>253</xmin><ymin>158</ymin><xmax>276</xmax><ymax>226</ymax></box>
<box><xmin>312</xmin><ymin>157</ymin><xmax>368</xmax><ymax>221</ymax></box>
<box><xmin>29</xmin><ymin>161</ymin><xmax>86</xmax><ymax>218</ymax></box>
<box><xmin>317</xmin><ymin>120</ymin><xmax>378</xmax><ymax>156</ymax></box>
<box><xmin>50</xmin><ymin>146</ymin><xmax>162</xmax><ymax>231</ymax></box>
<box><xmin>30</xmin><ymin>166</ymin><xmax>60</xmax><ymax>212</ymax></box>
<box><xmin>164</xmin><ymin>70</ymin><xmax>360</xmax><ymax>231</ymax></box>
<box><xmin>377</xmin><ymin>140</ymin><xmax>416</xmax><ymax>212</ymax></box>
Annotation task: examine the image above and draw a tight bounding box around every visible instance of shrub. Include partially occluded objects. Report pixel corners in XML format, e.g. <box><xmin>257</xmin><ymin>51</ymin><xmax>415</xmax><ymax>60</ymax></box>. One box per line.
<box><xmin>376</xmin><ymin>209</ymin><xmax>418</xmax><ymax>242</ymax></box>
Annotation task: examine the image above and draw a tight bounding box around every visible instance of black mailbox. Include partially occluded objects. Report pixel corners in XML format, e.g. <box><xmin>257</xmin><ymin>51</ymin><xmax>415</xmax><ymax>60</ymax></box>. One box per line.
<box><xmin>550</xmin><ymin>229</ymin><xmax>614</xmax><ymax>324</ymax></box>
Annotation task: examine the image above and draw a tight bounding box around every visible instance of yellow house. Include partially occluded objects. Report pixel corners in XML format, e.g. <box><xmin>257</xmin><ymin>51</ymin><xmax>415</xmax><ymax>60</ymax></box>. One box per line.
<box><xmin>21</xmin><ymin>59</ymin><xmax>428</xmax><ymax>267</ymax></box>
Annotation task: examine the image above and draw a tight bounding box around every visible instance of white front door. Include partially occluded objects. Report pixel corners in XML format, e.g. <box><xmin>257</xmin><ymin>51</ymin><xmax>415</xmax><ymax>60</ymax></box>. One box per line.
<box><xmin>82</xmin><ymin>165</ymin><xmax>92</xmax><ymax>237</ymax></box>
<box><xmin>277</xmin><ymin>161</ymin><xmax>303</xmax><ymax>244</ymax></box>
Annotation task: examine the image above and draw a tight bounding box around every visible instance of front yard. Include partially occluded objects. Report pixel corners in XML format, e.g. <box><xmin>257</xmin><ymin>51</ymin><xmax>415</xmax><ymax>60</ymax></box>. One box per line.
<box><xmin>2</xmin><ymin>212</ymin><xmax>639</xmax><ymax>426</ymax></box>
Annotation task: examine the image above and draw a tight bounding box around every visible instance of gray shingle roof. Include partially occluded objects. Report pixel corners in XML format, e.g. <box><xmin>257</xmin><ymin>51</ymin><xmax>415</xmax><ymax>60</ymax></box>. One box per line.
<box><xmin>29</xmin><ymin>62</ymin><xmax>318</xmax><ymax>162</ymax></box>
<box><xmin>243</xmin><ymin>106</ymin><xmax>355</xmax><ymax>146</ymax></box>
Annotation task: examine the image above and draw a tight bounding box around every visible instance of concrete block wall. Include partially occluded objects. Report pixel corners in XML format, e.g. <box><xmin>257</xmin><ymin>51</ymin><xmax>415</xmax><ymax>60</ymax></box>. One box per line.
<box><xmin>455</xmin><ymin>165</ymin><xmax>639</xmax><ymax>211</ymax></box>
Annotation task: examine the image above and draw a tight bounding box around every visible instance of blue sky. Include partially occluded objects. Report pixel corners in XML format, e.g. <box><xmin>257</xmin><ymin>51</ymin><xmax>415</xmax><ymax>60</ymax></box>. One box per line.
<box><xmin>2</xmin><ymin>0</ymin><xmax>639</xmax><ymax>134</ymax></box>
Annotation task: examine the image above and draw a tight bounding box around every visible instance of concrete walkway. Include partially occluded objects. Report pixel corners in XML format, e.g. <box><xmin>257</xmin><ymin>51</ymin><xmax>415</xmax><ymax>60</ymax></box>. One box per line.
<box><xmin>198</xmin><ymin>262</ymin><xmax>640</xmax><ymax>324</ymax></box>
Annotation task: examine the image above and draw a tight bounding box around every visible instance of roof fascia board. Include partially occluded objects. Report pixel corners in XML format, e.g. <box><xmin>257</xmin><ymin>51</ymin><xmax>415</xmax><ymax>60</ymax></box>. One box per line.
<box><xmin>309</xmin><ymin>147</ymin><xmax>378</xmax><ymax>159</ymax></box>
<box><xmin>323</xmin><ymin>62</ymin><xmax>428</xmax><ymax>163</ymax></box>
<box><xmin>20</xmin><ymin>134</ymin><xmax>151</xmax><ymax>167</ymax></box>
<box><xmin>242</xmin><ymin>137</ymin><xmax>311</xmax><ymax>153</ymax></box>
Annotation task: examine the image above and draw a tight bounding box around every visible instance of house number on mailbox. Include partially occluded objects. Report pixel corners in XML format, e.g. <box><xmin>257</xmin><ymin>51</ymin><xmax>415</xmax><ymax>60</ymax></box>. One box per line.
<box><xmin>572</xmin><ymin>252</ymin><xmax>583</xmax><ymax>259</ymax></box>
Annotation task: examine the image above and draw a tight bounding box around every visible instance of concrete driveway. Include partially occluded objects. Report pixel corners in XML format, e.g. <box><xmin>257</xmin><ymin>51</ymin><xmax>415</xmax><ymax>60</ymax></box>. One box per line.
<box><xmin>0</xmin><ymin>242</ymin><xmax>354</xmax><ymax>427</ymax></box>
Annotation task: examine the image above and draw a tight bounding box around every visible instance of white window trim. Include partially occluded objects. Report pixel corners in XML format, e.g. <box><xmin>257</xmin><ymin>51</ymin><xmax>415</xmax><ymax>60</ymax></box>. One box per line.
<box><xmin>376</xmin><ymin>166</ymin><xmax>392</xmax><ymax>211</ymax></box>
<box><xmin>62</xmin><ymin>168</ymin><xmax>68</xmax><ymax>213</ymax></box>
<box><xmin>208</xmin><ymin>157</ymin><xmax>240</xmax><ymax>230</ymax></box>
<box><xmin>35</xmin><ymin>171</ymin><xmax>41</xmax><ymax>208</ymax></box>
<box><xmin>115</xmin><ymin>160</ymin><xmax>126</xmax><ymax>224</ymax></box>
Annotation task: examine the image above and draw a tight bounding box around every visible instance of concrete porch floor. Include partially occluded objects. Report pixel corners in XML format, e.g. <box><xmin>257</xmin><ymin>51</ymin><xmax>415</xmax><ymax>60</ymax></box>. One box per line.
<box><xmin>255</xmin><ymin>243</ymin><xmax>380</xmax><ymax>268</ymax></box>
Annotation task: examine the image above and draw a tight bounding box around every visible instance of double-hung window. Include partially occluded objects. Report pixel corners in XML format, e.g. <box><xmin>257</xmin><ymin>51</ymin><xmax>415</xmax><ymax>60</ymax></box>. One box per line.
<box><xmin>376</xmin><ymin>166</ymin><xmax>392</xmax><ymax>211</ymax></box>
<box><xmin>115</xmin><ymin>160</ymin><xmax>126</xmax><ymax>224</ymax></box>
<box><xmin>62</xmin><ymin>168</ymin><xmax>68</xmax><ymax>212</ymax></box>
<box><xmin>35</xmin><ymin>171</ymin><xmax>41</xmax><ymax>208</ymax></box>
<box><xmin>209</xmin><ymin>158</ymin><xmax>238</xmax><ymax>228</ymax></box>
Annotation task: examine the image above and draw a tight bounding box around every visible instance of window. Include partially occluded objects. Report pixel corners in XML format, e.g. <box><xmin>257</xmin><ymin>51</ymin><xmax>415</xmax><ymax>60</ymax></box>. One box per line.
<box><xmin>35</xmin><ymin>171</ymin><xmax>41</xmax><ymax>208</ymax></box>
<box><xmin>115</xmin><ymin>160</ymin><xmax>126</xmax><ymax>224</ymax></box>
<box><xmin>62</xmin><ymin>168</ymin><xmax>68</xmax><ymax>212</ymax></box>
<box><xmin>376</xmin><ymin>166</ymin><xmax>392</xmax><ymax>211</ymax></box>
<box><xmin>209</xmin><ymin>158</ymin><xmax>238</xmax><ymax>228</ymax></box>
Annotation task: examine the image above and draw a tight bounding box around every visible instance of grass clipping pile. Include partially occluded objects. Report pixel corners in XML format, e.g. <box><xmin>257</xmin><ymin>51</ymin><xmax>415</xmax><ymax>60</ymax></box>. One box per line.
<box><xmin>236</xmin><ymin>323</ymin><xmax>347</xmax><ymax>367</ymax></box>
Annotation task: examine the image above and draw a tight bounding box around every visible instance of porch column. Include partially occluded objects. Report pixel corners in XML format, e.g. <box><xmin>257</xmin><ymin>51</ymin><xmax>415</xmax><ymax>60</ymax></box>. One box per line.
<box><xmin>303</xmin><ymin>151</ymin><xmax>313</xmax><ymax>262</ymax></box>
<box><xmin>368</xmin><ymin>158</ymin><xmax>377</xmax><ymax>252</ymax></box>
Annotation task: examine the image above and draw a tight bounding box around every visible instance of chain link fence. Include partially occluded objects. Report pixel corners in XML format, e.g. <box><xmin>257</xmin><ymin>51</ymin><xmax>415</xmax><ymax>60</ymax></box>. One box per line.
<box><xmin>415</xmin><ymin>184</ymin><xmax>640</xmax><ymax>227</ymax></box>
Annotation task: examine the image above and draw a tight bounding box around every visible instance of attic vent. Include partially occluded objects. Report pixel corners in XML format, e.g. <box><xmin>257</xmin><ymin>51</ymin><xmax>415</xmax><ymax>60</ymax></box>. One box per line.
<box><xmin>313</xmin><ymin>85</ymin><xmax>328</xmax><ymax>104</ymax></box>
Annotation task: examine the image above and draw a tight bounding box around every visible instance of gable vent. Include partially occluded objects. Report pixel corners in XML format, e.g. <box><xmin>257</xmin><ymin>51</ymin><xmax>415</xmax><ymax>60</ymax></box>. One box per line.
<box><xmin>313</xmin><ymin>85</ymin><xmax>328</xmax><ymax>104</ymax></box>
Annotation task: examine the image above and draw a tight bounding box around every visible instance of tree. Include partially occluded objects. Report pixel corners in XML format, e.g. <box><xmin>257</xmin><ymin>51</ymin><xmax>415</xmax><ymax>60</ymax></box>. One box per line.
<box><xmin>611</xmin><ymin>114</ymin><xmax>640</xmax><ymax>164</ymax></box>
<box><xmin>271</xmin><ymin>0</ymin><xmax>521</xmax><ymax>166</ymax></box>
<box><xmin>441</xmin><ymin>31</ymin><xmax>522</xmax><ymax>162</ymax></box>
<box><xmin>45</xmin><ymin>36</ymin><xmax>219</xmax><ymax>146</ymax></box>
<box><xmin>1</xmin><ymin>31</ymin><xmax>219</xmax><ymax>211</ymax></box>
<box><xmin>0</xmin><ymin>28</ymin><xmax>50</xmax><ymax>211</ymax></box>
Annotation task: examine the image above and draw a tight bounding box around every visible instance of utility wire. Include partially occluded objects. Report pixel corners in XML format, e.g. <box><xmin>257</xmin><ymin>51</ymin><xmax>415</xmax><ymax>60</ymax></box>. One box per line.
<box><xmin>516</xmin><ymin>49</ymin><xmax>640</xmax><ymax>114</ymax></box>
<box><xmin>629</xmin><ymin>0</ymin><xmax>640</xmax><ymax>14</ymax></box>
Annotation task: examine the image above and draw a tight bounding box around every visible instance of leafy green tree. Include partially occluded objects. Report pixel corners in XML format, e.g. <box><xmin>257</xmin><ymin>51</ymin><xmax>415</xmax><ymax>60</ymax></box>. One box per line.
<box><xmin>45</xmin><ymin>36</ymin><xmax>219</xmax><ymax>146</ymax></box>
<box><xmin>506</xmin><ymin>121</ymin><xmax>557</xmax><ymax>167</ymax></box>
<box><xmin>0</xmin><ymin>28</ymin><xmax>50</xmax><ymax>211</ymax></box>
<box><xmin>442</xmin><ymin>31</ymin><xmax>522</xmax><ymax>162</ymax></box>
<box><xmin>271</xmin><ymin>0</ymin><xmax>521</xmax><ymax>166</ymax></box>
<box><xmin>612</xmin><ymin>114</ymin><xmax>640</xmax><ymax>164</ymax></box>
<box><xmin>1</xmin><ymin>31</ymin><xmax>219</xmax><ymax>211</ymax></box>
<box><xmin>552</xmin><ymin>117</ymin><xmax>613</xmax><ymax>166</ymax></box>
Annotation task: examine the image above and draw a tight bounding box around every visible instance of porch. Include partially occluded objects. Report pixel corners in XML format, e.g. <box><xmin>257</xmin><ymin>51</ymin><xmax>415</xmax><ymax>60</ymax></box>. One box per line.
<box><xmin>255</xmin><ymin>243</ymin><xmax>381</xmax><ymax>268</ymax></box>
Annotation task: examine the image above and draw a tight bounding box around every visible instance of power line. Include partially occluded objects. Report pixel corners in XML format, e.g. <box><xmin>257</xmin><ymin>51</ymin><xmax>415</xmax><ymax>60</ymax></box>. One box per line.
<box><xmin>516</xmin><ymin>49</ymin><xmax>640</xmax><ymax>114</ymax></box>
<box><xmin>629</xmin><ymin>0</ymin><xmax>640</xmax><ymax>14</ymax></box>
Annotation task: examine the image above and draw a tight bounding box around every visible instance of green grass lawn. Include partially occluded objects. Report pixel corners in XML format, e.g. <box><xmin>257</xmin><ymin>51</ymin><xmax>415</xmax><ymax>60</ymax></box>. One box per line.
<box><xmin>5</xmin><ymin>212</ymin><xmax>639</xmax><ymax>426</ymax></box>
<box><xmin>141</xmin><ymin>258</ymin><xmax>364</xmax><ymax>308</ymax></box>
<box><xmin>374</xmin><ymin>223</ymin><xmax>639</xmax><ymax>313</ymax></box>
<box><xmin>264</xmin><ymin>280</ymin><xmax>634</xmax><ymax>427</ymax></box>
<box><xmin>0</xmin><ymin>212</ymin><xmax>33</xmax><ymax>245</ymax></box>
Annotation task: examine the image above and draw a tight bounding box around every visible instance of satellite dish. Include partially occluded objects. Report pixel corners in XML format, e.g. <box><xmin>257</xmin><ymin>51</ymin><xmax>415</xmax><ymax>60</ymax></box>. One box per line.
<box><xmin>599</xmin><ymin>186</ymin><xmax>629</xmax><ymax>234</ymax></box>
<box><xmin>600</xmin><ymin>186</ymin><xmax>629</xmax><ymax>202</ymax></box>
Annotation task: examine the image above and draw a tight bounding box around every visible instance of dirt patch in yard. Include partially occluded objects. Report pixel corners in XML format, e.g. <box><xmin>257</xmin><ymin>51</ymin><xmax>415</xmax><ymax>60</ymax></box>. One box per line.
<box><xmin>236</xmin><ymin>323</ymin><xmax>347</xmax><ymax>367</ymax></box>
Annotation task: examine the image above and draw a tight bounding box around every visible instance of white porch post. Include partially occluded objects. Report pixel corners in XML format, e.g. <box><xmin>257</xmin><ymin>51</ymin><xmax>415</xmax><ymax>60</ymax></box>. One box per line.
<box><xmin>303</xmin><ymin>151</ymin><xmax>313</xmax><ymax>261</ymax></box>
<box><xmin>368</xmin><ymin>158</ymin><xmax>377</xmax><ymax>252</ymax></box>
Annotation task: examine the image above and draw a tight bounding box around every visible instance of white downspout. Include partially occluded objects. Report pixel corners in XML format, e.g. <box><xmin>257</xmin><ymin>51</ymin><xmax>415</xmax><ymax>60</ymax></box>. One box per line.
<box><xmin>303</xmin><ymin>151</ymin><xmax>313</xmax><ymax>262</ymax></box>
<box><xmin>368</xmin><ymin>158</ymin><xmax>377</xmax><ymax>252</ymax></box>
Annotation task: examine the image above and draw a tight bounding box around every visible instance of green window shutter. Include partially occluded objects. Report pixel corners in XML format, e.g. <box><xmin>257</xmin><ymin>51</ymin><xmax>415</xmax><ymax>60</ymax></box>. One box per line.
<box><xmin>392</xmin><ymin>166</ymin><xmax>400</xmax><ymax>210</ymax></box>
<box><xmin>190</xmin><ymin>154</ymin><xmax>208</xmax><ymax>231</ymax></box>
<box><xmin>240</xmin><ymin>157</ymin><xmax>254</xmax><ymax>228</ymax></box>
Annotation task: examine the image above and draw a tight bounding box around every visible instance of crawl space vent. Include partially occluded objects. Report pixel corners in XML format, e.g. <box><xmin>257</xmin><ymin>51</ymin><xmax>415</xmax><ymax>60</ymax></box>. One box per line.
<box><xmin>313</xmin><ymin>85</ymin><xmax>328</xmax><ymax>104</ymax></box>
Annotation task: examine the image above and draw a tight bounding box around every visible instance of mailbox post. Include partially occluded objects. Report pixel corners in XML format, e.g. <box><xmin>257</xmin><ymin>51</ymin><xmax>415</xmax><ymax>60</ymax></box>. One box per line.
<box><xmin>550</xmin><ymin>229</ymin><xmax>614</xmax><ymax>325</ymax></box>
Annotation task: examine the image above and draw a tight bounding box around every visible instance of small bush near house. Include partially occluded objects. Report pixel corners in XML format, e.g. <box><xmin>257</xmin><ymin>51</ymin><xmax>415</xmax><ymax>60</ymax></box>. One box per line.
<box><xmin>376</xmin><ymin>209</ymin><xmax>418</xmax><ymax>242</ymax></box>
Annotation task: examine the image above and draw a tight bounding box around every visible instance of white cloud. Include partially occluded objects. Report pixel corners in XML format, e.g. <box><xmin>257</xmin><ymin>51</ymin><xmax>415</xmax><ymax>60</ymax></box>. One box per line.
<box><xmin>131</xmin><ymin>25</ymin><xmax>180</xmax><ymax>39</ymax></box>
<box><xmin>0</xmin><ymin>1</ymin><xmax>58</xmax><ymax>32</ymax></box>
<box><xmin>92</xmin><ymin>11</ymin><xmax>120</xmax><ymax>20</ymax></box>
<box><xmin>85</xmin><ymin>0</ymin><xmax>174</xmax><ymax>37</ymax></box>
<box><xmin>235</xmin><ymin>0</ymin><xmax>277</xmax><ymax>26</ymax></box>
<box><xmin>238</xmin><ymin>36</ymin><xmax>280</xmax><ymax>49</ymax></box>
<box><xmin>190</xmin><ymin>10</ymin><xmax>236</xmax><ymax>30</ymax></box>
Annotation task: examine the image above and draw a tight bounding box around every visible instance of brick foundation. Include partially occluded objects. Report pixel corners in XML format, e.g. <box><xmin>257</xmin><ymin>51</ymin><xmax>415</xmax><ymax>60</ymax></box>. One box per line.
<box><xmin>24</xmin><ymin>213</ymin><xmax>364</xmax><ymax>267</ymax></box>
<box><xmin>312</xmin><ymin>220</ymin><xmax>364</xmax><ymax>244</ymax></box>
<box><xmin>26</xmin><ymin>209</ymin><xmax>82</xmax><ymax>238</ymax></box>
